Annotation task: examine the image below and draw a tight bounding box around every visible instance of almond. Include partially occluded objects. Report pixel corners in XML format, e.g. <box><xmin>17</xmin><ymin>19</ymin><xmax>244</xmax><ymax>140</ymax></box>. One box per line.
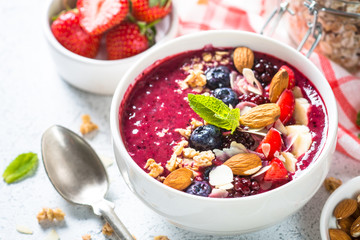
<box><xmin>334</xmin><ymin>199</ymin><xmax>358</xmax><ymax>220</ymax></box>
<box><xmin>233</xmin><ymin>47</ymin><xmax>254</xmax><ymax>73</ymax></box>
<box><xmin>351</xmin><ymin>216</ymin><xmax>360</xmax><ymax>237</ymax></box>
<box><xmin>337</xmin><ymin>217</ymin><xmax>354</xmax><ymax>234</ymax></box>
<box><xmin>329</xmin><ymin>229</ymin><xmax>352</xmax><ymax>240</ymax></box>
<box><xmin>163</xmin><ymin>168</ymin><xmax>193</xmax><ymax>190</ymax></box>
<box><xmin>223</xmin><ymin>153</ymin><xmax>262</xmax><ymax>176</ymax></box>
<box><xmin>239</xmin><ymin>103</ymin><xmax>280</xmax><ymax>128</ymax></box>
<box><xmin>269</xmin><ymin>68</ymin><xmax>289</xmax><ymax>103</ymax></box>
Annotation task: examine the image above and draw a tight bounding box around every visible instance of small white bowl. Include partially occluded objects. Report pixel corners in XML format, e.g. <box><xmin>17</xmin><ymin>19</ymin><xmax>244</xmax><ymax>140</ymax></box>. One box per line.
<box><xmin>43</xmin><ymin>0</ymin><xmax>178</xmax><ymax>95</ymax></box>
<box><xmin>110</xmin><ymin>30</ymin><xmax>338</xmax><ymax>234</ymax></box>
<box><xmin>320</xmin><ymin>176</ymin><xmax>360</xmax><ymax>239</ymax></box>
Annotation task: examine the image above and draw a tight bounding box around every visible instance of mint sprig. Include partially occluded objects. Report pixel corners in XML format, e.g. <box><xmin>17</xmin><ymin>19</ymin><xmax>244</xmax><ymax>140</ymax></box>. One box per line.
<box><xmin>2</xmin><ymin>152</ymin><xmax>38</xmax><ymax>184</ymax></box>
<box><xmin>188</xmin><ymin>94</ymin><xmax>240</xmax><ymax>133</ymax></box>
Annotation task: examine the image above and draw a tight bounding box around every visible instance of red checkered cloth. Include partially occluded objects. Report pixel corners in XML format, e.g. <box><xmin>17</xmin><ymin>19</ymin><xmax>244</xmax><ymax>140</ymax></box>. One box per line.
<box><xmin>175</xmin><ymin>0</ymin><xmax>360</xmax><ymax>161</ymax></box>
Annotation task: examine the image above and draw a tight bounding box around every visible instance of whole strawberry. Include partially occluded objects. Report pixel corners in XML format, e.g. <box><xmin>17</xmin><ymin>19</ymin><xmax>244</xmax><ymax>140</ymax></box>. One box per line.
<box><xmin>51</xmin><ymin>10</ymin><xmax>101</xmax><ymax>58</ymax></box>
<box><xmin>131</xmin><ymin>0</ymin><xmax>172</xmax><ymax>23</ymax></box>
<box><xmin>106</xmin><ymin>20</ymin><xmax>155</xmax><ymax>60</ymax></box>
<box><xmin>77</xmin><ymin>0</ymin><xmax>129</xmax><ymax>35</ymax></box>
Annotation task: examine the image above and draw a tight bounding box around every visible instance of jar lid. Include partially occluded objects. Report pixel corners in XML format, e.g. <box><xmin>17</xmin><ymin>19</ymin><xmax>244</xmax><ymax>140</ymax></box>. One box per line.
<box><xmin>305</xmin><ymin>0</ymin><xmax>360</xmax><ymax>18</ymax></box>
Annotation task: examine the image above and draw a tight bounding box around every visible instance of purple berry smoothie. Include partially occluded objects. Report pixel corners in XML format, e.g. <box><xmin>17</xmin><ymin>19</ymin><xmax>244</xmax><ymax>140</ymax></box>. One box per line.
<box><xmin>119</xmin><ymin>46</ymin><xmax>327</xmax><ymax>197</ymax></box>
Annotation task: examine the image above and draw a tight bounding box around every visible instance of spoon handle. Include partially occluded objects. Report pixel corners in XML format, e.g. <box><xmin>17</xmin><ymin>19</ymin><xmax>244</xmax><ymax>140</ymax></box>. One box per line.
<box><xmin>92</xmin><ymin>199</ymin><xmax>135</xmax><ymax>240</ymax></box>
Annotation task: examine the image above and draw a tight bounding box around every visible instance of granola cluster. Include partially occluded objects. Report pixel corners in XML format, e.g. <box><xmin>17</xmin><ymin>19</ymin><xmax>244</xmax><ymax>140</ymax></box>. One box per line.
<box><xmin>145</xmin><ymin>158</ymin><xmax>164</xmax><ymax>178</ymax></box>
<box><xmin>82</xmin><ymin>234</ymin><xmax>91</xmax><ymax>240</ymax></box>
<box><xmin>102</xmin><ymin>222</ymin><xmax>114</xmax><ymax>236</ymax></box>
<box><xmin>175</xmin><ymin>118</ymin><xmax>204</xmax><ymax>139</ymax></box>
<box><xmin>80</xmin><ymin>114</ymin><xmax>98</xmax><ymax>135</ymax></box>
<box><xmin>176</xmin><ymin>50</ymin><xmax>232</xmax><ymax>93</ymax></box>
<box><xmin>144</xmin><ymin>117</ymin><xmax>215</xmax><ymax>179</ymax></box>
<box><xmin>36</xmin><ymin>208</ymin><xmax>65</xmax><ymax>222</ymax></box>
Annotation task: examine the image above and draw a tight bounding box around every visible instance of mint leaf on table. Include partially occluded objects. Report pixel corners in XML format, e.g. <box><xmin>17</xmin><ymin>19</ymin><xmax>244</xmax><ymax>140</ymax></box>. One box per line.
<box><xmin>188</xmin><ymin>94</ymin><xmax>240</xmax><ymax>133</ymax></box>
<box><xmin>2</xmin><ymin>152</ymin><xmax>38</xmax><ymax>184</ymax></box>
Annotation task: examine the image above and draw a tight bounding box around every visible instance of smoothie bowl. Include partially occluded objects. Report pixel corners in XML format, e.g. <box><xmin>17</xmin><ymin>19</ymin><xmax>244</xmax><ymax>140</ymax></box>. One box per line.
<box><xmin>110</xmin><ymin>31</ymin><xmax>338</xmax><ymax>234</ymax></box>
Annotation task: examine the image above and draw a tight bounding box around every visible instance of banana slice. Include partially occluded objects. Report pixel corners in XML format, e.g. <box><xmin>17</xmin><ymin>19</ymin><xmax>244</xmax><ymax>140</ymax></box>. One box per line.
<box><xmin>281</xmin><ymin>152</ymin><xmax>298</xmax><ymax>173</ymax></box>
<box><xmin>285</xmin><ymin>125</ymin><xmax>312</xmax><ymax>158</ymax></box>
<box><xmin>293</xmin><ymin>98</ymin><xmax>310</xmax><ymax>125</ymax></box>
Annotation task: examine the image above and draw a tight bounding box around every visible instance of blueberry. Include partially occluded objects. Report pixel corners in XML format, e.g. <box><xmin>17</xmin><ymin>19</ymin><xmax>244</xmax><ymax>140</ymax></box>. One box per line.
<box><xmin>205</xmin><ymin>66</ymin><xmax>231</xmax><ymax>90</ymax></box>
<box><xmin>202</xmin><ymin>166</ymin><xmax>214</xmax><ymax>181</ymax></box>
<box><xmin>185</xmin><ymin>181</ymin><xmax>212</xmax><ymax>197</ymax></box>
<box><xmin>189</xmin><ymin>125</ymin><xmax>222</xmax><ymax>151</ymax></box>
<box><xmin>213</xmin><ymin>87</ymin><xmax>239</xmax><ymax>107</ymax></box>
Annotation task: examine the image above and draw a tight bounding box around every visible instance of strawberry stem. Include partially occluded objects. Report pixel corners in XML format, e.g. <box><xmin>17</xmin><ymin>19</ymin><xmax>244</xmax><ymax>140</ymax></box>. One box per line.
<box><xmin>146</xmin><ymin>19</ymin><xmax>161</xmax><ymax>29</ymax></box>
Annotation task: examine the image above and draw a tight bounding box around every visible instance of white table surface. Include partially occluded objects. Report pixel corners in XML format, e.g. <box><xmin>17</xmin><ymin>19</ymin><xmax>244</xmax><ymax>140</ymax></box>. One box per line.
<box><xmin>1</xmin><ymin>0</ymin><xmax>360</xmax><ymax>239</ymax></box>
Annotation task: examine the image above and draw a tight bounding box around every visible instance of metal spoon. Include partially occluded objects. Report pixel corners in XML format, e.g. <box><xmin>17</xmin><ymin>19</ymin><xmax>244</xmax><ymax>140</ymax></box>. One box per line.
<box><xmin>41</xmin><ymin>125</ymin><xmax>134</xmax><ymax>240</ymax></box>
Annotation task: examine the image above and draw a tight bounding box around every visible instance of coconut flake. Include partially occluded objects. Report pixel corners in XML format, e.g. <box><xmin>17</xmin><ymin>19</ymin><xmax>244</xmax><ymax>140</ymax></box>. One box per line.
<box><xmin>209</xmin><ymin>165</ymin><xmax>233</xmax><ymax>186</ymax></box>
<box><xmin>275</xmin><ymin>151</ymin><xmax>286</xmax><ymax>162</ymax></box>
<box><xmin>251</xmin><ymin>165</ymin><xmax>271</xmax><ymax>178</ymax></box>
<box><xmin>213</xmin><ymin>141</ymin><xmax>248</xmax><ymax>161</ymax></box>
<box><xmin>16</xmin><ymin>225</ymin><xmax>33</xmax><ymax>234</ymax></box>
<box><xmin>261</xmin><ymin>143</ymin><xmax>271</xmax><ymax>158</ymax></box>
<box><xmin>242</xmin><ymin>68</ymin><xmax>263</xmax><ymax>95</ymax></box>
<box><xmin>274</xmin><ymin>119</ymin><xmax>288</xmax><ymax>135</ymax></box>
<box><xmin>285</xmin><ymin>133</ymin><xmax>298</xmax><ymax>151</ymax></box>
<box><xmin>208</xmin><ymin>188</ymin><xmax>229</xmax><ymax>198</ymax></box>
<box><xmin>240</xmin><ymin>127</ymin><xmax>267</xmax><ymax>137</ymax></box>
<box><xmin>238</xmin><ymin>78</ymin><xmax>250</xmax><ymax>95</ymax></box>
<box><xmin>216</xmin><ymin>182</ymin><xmax>234</xmax><ymax>190</ymax></box>
<box><xmin>45</xmin><ymin>229</ymin><xmax>60</xmax><ymax>240</ymax></box>
<box><xmin>235</xmin><ymin>101</ymin><xmax>257</xmax><ymax>116</ymax></box>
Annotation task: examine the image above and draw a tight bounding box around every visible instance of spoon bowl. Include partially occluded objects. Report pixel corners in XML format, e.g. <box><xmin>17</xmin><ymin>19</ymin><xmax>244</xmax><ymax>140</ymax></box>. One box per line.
<box><xmin>41</xmin><ymin>125</ymin><xmax>108</xmax><ymax>205</ymax></box>
<box><xmin>41</xmin><ymin>125</ymin><xmax>134</xmax><ymax>240</ymax></box>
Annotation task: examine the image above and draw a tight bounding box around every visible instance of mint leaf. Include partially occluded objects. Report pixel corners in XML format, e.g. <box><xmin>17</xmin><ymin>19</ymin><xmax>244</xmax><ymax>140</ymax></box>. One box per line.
<box><xmin>357</xmin><ymin>111</ymin><xmax>360</xmax><ymax>127</ymax></box>
<box><xmin>2</xmin><ymin>152</ymin><xmax>38</xmax><ymax>184</ymax></box>
<box><xmin>188</xmin><ymin>94</ymin><xmax>240</xmax><ymax>133</ymax></box>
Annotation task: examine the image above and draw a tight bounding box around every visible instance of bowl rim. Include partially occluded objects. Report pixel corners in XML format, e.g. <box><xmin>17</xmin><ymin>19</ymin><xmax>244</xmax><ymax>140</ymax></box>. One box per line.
<box><xmin>320</xmin><ymin>176</ymin><xmax>360</xmax><ymax>239</ymax></box>
<box><xmin>110</xmin><ymin>30</ymin><xmax>338</xmax><ymax>202</ymax></box>
<box><xmin>42</xmin><ymin>0</ymin><xmax>179</xmax><ymax>65</ymax></box>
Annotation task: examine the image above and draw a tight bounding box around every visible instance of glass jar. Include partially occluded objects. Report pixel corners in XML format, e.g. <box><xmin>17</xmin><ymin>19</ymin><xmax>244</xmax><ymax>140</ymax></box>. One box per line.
<box><xmin>288</xmin><ymin>0</ymin><xmax>360</xmax><ymax>72</ymax></box>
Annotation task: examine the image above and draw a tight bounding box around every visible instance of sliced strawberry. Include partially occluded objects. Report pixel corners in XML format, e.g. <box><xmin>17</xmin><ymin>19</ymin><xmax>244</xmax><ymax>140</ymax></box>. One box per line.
<box><xmin>276</xmin><ymin>89</ymin><xmax>295</xmax><ymax>124</ymax></box>
<box><xmin>280</xmin><ymin>65</ymin><xmax>295</xmax><ymax>89</ymax></box>
<box><xmin>77</xmin><ymin>0</ymin><xmax>129</xmax><ymax>35</ymax></box>
<box><xmin>256</xmin><ymin>128</ymin><xmax>282</xmax><ymax>160</ymax></box>
<box><xmin>264</xmin><ymin>158</ymin><xmax>288</xmax><ymax>181</ymax></box>
<box><xmin>51</xmin><ymin>10</ymin><xmax>101</xmax><ymax>58</ymax></box>
<box><xmin>131</xmin><ymin>0</ymin><xmax>172</xmax><ymax>23</ymax></box>
<box><xmin>106</xmin><ymin>20</ymin><xmax>155</xmax><ymax>59</ymax></box>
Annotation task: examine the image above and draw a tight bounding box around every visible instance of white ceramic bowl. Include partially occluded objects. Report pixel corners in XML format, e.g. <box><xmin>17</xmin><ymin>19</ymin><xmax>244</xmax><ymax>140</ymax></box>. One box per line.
<box><xmin>110</xmin><ymin>30</ymin><xmax>338</xmax><ymax>234</ymax></box>
<box><xmin>320</xmin><ymin>176</ymin><xmax>360</xmax><ymax>239</ymax></box>
<box><xmin>43</xmin><ymin>0</ymin><xmax>178</xmax><ymax>95</ymax></box>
